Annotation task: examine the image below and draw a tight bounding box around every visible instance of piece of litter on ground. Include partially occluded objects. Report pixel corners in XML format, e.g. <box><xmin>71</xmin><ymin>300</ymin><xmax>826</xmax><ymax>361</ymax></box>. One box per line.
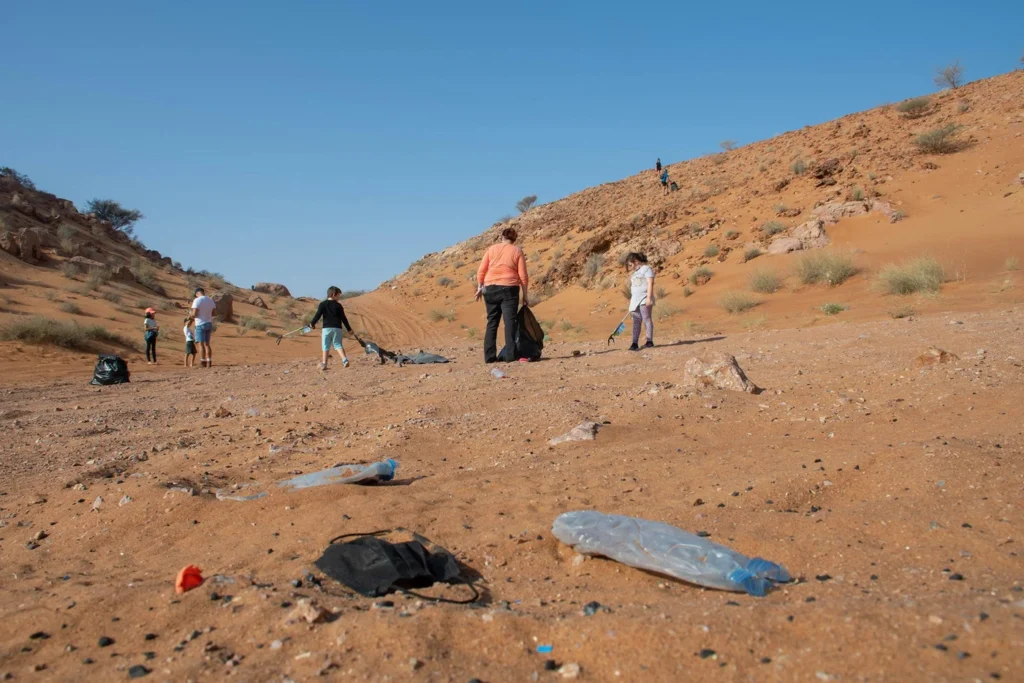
<box><xmin>537</xmin><ymin>644</ymin><xmax>553</xmax><ymax>654</ymax></box>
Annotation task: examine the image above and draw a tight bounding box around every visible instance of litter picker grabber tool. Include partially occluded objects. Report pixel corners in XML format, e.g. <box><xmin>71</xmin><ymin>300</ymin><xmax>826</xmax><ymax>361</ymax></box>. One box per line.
<box><xmin>606</xmin><ymin>297</ymin><xmax>645</xmax><ymax>345</ymax></box>
<box><xmin>276</xmin><ymin>325</ymin><xmax>311</xmax><ymax>345</ymax></box>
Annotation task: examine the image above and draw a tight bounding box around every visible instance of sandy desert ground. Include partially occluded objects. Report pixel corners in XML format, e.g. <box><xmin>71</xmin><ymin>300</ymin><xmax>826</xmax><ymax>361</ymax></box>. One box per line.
<box><xmin>1</xmin><ymin>306</ymin><xmax>1022</xmax><ymax>681</ymax></box>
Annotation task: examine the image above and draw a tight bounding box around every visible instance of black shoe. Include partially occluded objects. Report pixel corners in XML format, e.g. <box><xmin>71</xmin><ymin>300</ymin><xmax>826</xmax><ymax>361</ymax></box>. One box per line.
<box><xmin>628</xmin><ymin>343</ymin><xmax>640</xmax><ymax>352</ymax></box>
<box><xmin>643</xmin><ymin>341</ymin><xmax>654</xmax><ymax>349</ymax></box>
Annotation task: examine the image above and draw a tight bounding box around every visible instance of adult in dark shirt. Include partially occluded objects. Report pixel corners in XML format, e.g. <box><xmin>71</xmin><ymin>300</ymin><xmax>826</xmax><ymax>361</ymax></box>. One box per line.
<box><xmin>655</xmin><ymin>158</ymin><xmax>662</xmax><ymax>172</ymax></box>
<box><xmin>309</xmin><ymin>286</ymin><xmax>354</xmax><ymax>369</ymax></box>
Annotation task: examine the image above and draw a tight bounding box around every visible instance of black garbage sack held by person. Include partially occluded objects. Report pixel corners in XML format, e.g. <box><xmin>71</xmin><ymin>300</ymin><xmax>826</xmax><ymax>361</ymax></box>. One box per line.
<box><xmin>90</xmin><ymin>354</ymin><xmax>130</xmax><ymax>385</ymax></box>
<box><xmin>499</xmin><ymin>305</ymin><xmax>544</xmax><ymax>362</ymax></box>
<box><xmin>314</xmin><ymin>529</ymin><xmax>479</xmax><ymax>603</ymax></box>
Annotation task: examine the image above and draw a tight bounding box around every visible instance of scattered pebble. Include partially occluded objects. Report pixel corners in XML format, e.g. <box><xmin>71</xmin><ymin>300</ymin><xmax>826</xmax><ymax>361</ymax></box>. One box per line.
<box><xmin>128</xmin><ymin>664</ymin><xmax>151</xmax><ymax>678</ymax></box>
<box><xmin>98</xmin><ymin>636</ymin><xmax>114</xmax><ymax>647</ymax></box>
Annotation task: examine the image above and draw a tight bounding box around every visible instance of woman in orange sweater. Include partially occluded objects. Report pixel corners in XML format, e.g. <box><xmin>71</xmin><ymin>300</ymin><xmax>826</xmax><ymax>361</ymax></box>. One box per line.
<box><xmin>475</xmin><ymin>227</ymin><xmax>529</xmax><ymax>363</ymax></box>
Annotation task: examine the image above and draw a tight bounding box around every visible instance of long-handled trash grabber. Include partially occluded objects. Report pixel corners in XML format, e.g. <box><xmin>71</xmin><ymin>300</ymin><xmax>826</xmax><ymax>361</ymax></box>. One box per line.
<box><xmin>275</xmin><ymin>325</ymin><xmax>311</xmax><ymax>345</ymax></box>
<box><xmin>606</xmin><ymin>297</ymin><xmax>645</xmax><ymax>345</ymax></box>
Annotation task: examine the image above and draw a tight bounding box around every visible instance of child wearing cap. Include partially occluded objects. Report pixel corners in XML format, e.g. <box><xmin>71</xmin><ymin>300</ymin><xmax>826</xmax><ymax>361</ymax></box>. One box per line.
<box><xmin>183</xmin><ymin>317</ymin><xmax>197</xmax><ymax>367</ymax></box>
<box><xmin>143</xmin><ymin>308</ymin><xmax>160</xmax><ymax>364</ymax></box>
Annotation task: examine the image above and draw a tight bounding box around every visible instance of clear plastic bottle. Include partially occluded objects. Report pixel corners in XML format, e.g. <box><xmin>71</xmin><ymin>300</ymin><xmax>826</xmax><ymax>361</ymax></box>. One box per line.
<box><xmin>277</xmin><ymin>459</ymin><xmax>397</xmax><ymax>491</ymax></box>
<box><xmin>552</xmin><ymin>510</ymin><xmax>790</xmax><ymax>596</ymax></box>
<box><xmin>490</xmin><ymin>367</ymin><xmax>506</xmax><ymax>379</ymax></box>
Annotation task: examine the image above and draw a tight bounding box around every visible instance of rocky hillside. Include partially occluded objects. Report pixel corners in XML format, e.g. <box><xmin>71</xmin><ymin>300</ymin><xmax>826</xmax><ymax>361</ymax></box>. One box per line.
<box><xmin>382</xmin><ymin>70</ymin><xmax>1023</xmax><ymax>342</ymax></box>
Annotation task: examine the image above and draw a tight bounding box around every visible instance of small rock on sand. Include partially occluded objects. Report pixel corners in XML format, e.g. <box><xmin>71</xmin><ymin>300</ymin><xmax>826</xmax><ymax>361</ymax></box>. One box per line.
<box><xmin>549</xmin><ymin>422</ymin><xmax>600</xmax><ymax>446</ymax></box>
<box><xmin>916</xmin><ymin>347</ymin><xmax>958</xmax><ymax>367</ymax></box>
<box><xmin>682</xmin><ymin>352</ymin><xmax>761</xmax><ymax>394</ymax></box>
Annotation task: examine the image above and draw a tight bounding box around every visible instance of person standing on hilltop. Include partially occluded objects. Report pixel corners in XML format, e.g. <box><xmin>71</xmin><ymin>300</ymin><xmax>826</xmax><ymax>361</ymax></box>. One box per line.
<box><xmin>655</xmin><ymin>158</ymin><xmax>662</xmax><ymax>173</ymax></box>
<box><xmin>475</xmin><ymin>227</ymin><xmax>529</xmax><ymax>363</ymax></box>
<box><xmin>308</xmin><ymin>286</ymin><xmax>354</xmax><ymax>370</ymax></box>
<box><xmin>191</xmin><ymin>287</ymin><xmax>217</xmax><ymax>368</ymax></box>
<box><xmin>625</xmin><ymin>252</ymin><xmax>656</xmax><ymax>351</ymax></box>
<box><xmin>660</xmin><ymin>168</ymin><xmax>670</xmax><ymax>195</ymax></box>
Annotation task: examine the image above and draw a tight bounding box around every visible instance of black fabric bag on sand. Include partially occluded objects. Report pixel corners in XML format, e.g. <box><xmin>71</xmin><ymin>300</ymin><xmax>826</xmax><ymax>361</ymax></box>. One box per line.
<box><xmin>314</xmin><ymin>529</ymin><xmax>478</xmax><ymax>603</ymax></box>
<box><xmin>499</xmin><ymin>305</ymin><xmax>544</xmax><ymax>362</ymax></box>
<box><xmin>90</xmin><ymin>354</ymin><xmax>130</xmax><ymax>385</ymax></box>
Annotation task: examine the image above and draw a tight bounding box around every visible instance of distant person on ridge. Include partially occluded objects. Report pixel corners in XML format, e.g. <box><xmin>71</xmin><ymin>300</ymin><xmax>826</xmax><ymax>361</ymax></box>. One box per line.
<box><xmin>660</xmin><ymin>168</ymin><xmax>670</xmax><ymax>195</ymax></box>
<box><xmin>475</xmin><ymin>227</ymin><xmax>529</xmax><ymax>363</ymax></box>
<box><xmin>308</xmin><ymin>286</ymin><xmax>354</xmax><ymax>370</ymax></box>
<box><xmin>655</xmin><ymin>158</ymin><xmax>662</xmax><ymax>173</ymax></box>
<box><xmin>625</xmin><ymin>252</ymin><xmax>655</xmax><ymax>351</ymax></box>
<box><xmin>191</xmin><ymin>287</ymin><xmax>216</xmax><ymax>368</ymax></box>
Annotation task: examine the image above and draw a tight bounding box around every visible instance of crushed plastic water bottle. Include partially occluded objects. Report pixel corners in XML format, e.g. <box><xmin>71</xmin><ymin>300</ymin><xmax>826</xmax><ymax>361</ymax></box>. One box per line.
<box><xmin>277</xmin><ymin>459</ymin><xmax>397</xmax><ymax>491</ymax></box>
<box><xmin>552</xmin><ymin>511</ymin><xmax>790</xmax><ymax>596</ymax></box>
<box><xmin>490</xmin><ymin>368</ymin><xmax>506</xmax><ymax>379</ymax></box>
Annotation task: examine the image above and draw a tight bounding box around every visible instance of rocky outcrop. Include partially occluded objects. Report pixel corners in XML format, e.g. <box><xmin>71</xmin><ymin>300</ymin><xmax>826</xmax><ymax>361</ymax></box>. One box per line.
<box><xmin>767</xmin><ymin>237</ymin><xmax>803</xmax><ymax>254</ymax></box>
<box><xmin>246</xmin><ymin>295</ymin><xmax>268</xmax><ymax>309</ymax></box>
<box><xmin>253</xmin><ymin>282</ymin><xmax>291</xmax><ymax>297</ymax></box>
<box><xmin>549</xmin><ymin>422</ymin><xmax>601</xmax><ymax>445</ymax></box>
<box><xmin>212</xmin><ymin>292</ymin><xmax>234</xmax><ymax>322</ymax></box>
<box><xmin>0</xmin><ymin>228</ymin><xmax>43</xmax><ymax>263</ymax></box>
<box><xmin>681</xmin><ymin>352</ymin><xmax>760</xmax><ymax>394</ymax></box>
<box><xmin>791</xmin><ymin>218</ymin><xmax>830</xmax><ymax>249</ymax></box>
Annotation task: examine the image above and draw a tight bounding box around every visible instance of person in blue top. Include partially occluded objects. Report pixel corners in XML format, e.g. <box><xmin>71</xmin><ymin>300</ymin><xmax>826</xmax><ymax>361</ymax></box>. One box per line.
<box><xmin>659</xmin><ymin>168</ymin><xmax>670</xmax><ymax>195</ymax></box>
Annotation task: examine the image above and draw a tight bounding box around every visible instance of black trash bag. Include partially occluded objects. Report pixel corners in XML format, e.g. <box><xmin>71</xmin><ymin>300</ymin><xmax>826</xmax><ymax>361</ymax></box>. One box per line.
<box><xmin>90</xmin><ymin>354</ymin><xmax>130</xmax><ymax>385</ymax></box>
<box><xmin>499</xmin><ymin>305</ymin><xmax>544</xmax><ymax>362</ymax></box>
<box><xmin>314</xmin><ymin>529</ymin><xmax>478</xmax><ymax>603</ymax></box>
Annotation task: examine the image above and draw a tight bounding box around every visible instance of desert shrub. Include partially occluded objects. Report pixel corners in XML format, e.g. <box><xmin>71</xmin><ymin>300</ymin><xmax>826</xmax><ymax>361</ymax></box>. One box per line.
<box><xmin>957</xmin><ymin>100</ymin><xmax>970</xmax><ymax>114</ymax></box>
<box><xmin>60</xmin><ymin>261</ymin><xmax>82</xmax><ymax>279</ymax></box>
<box><xmin>712</xmin><ymin>154</ymin><xmax>726</xmax><ymax>166</ymax></box>
<box><xmin>59</xmin><ymin>302</ymin><xmax>82</xmax><ymax>315</ymax></box>
<box><xmin>453</xmin><ymin>260</ymin><xmax>465</xmax><ymax>269</ymax></box>
<box><xmin>933</xmin><ymin>61</ymin><xmax>964</xmax><ymax>89</ymax></box>
<box><xmin>791</xmin><ymin>159</ymin><xmax>807</xmax><ymax>176</ymax></box>
<box><xmin>516</xmin><ymin>195</ymin><xmax>537</xmax><ymax>213</ymax></box>
<box><xmin>795</xmin><ymin>251</ymin><xmax>857</xmax><ymax>286</ymax></box>
<box><xmin>428</xmin><ymin>309</ymin><xmax>455</xmax><ymax>323</ymax></box>
<box><xmin>85</xmin><ymin>268</ymin><xmax>111</xmax><ymax>292</ymax></box>
<box><xmin>85</xmin><ymin>199</ymin><xmax>144</xmax><ymax>236</ymax></box>
<box><xmin>619</xmin><ymin>280</ymin><xmax>631</xmax><ymax>300</ymax></box>
<box><xmin>890</xmin><ymin>306</ymin><xmax>915</xmax><ymax>319</ymax></box>
<box><xmin>750</xmin><ymin>269</ymin><xmax>782</xmax><ymax>293</ymax></box>
<box><xmin>682</xmin><ymin>286</ymin><xmax>693</xmax><ymax>298</ymax></box>
<box><xmin>134</xmin><ymin>262</ymin><xmax>164</xmax><ymax>294</ymax></box>
<box><xmin>656</xmin><ymin>303</ymin><xmax>683</xmax><ymax>321</ymax></box>
<box><xmin>719</xmin><ymin>291</ymin><xmax>759</xmax><ymax>314</ymax></box>
<box><xmin>761</xmin><ymin>221</ymin><xmax>786</xmax><ymax>237</ymax></box>
<box><xmin>656</xmin><ymin>286</ymin><xmax>667</xmax><ymax>299</ymax></box>
<box><xmin>725</xmin><ymin>230</ymin><xmax>739</xmax><ymax>239</ymax></box>
<box><xmin>0</xmin><ymin>167</ymin><xmax>36</xmax><ymax>188</ymax></box>
<box><xmin>240</xmin><ymin>316</ymin><xmax>269</xmax><ymax>331</ymax></box>
<box><xmin>1006</xmin><ymin>257</ymin><xmax>1020</xmax><ymax>271</ymax></box>
<box><xmin>719</xmin><ymin>140</ymin><xmax>737</xmax><ymax>151</ymax></box>
<box><xmin>850</xmin><ymin>186</ymin><xmax>864</xmax><ymax>201</ymax></box>
<box><xmin>877</xmin><ymin>257</ymin><xmax>944</xmax><ymax>295</ymax></box>
<box><xmin>559</xmin><ymin>319</ymin><xmax>575</xmax><ymax>332</ymax></box>
<box><xmin>466</xmin><ymin>327</ymin><xmax>477</xmax><ymax>339</ymax></box>
<box><xmin>437</xmin><ymin>276</ymin><xmax>454</xmax><ymax>287</ymax></box>
<box><xmin>101</xmin><ymin>292</ymin><xmax>122</xmax><ymax>305</ymax></box>
<box><xmin>895</xmin><ymin>97</ymin><xmax>931</xmax><ymax>118</ymax></box>
<box><xmin>0</xmin><ymin>316</ymin><xmax>138</xmax><ymax>351</ymax></box>
<box><xmin>689</xmin><ymin>266</ymin><xmax>713</xmax><ymax>286</ymax></box>
<box><xmin>584</xmin><ymin>254</ymin><xmax>605</xmax><ymax>280</ymax></box>
<box><xmin>340</xmin><ymin>290</ymin><xmax>366</xmax><ymax>299</ymax></box>
<box><xmin>743</xmin><ymin>247</ymin><xmax>762</xmax><ymax>263</ymax></box>
<box><xmin>703</xmin><ymin>244</ymin><xmax>720</xmax><ymax>258</ymax></box>
<box><xmin>914</xmin><ymin>124</ymin><xmax>963</xmax><ymax>154</ymax></box>
<box><xmin>821</xmin><ymin>303</ymin><xmax>846</xmax><ymax>316</ymax></box>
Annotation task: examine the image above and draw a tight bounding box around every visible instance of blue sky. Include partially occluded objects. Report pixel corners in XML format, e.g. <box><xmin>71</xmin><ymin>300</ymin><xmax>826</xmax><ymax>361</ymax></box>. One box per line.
<box><xmin>3</xmin><ymin>1</ymin><xmax>1021</xmax><ymax>296</ymax></box>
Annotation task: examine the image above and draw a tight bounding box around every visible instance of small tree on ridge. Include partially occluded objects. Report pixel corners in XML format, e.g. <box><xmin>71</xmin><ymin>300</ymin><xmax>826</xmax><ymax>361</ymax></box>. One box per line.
<box><xmin>516</xmin><ymin>195</ymin><xmax>537</xmax><ymax>214</ymax></box>
<box><xmin>720</xmin><ymin>140</ymin><xmax>738</xmax><ymax>151</ymax></box>
<box><xmin>86</xmin><ymin>199</ymin><xmax>144</xmax><ymax>236</ymax></box>
<box><xmin>0</xmin><ymin>167</ymin><xmax>36</xmax><ymax>189</ymax></box>
<box><xmin>934</xmin><ymin>61</ymin><xmax>964</xmax><ymax>90</ymax></box>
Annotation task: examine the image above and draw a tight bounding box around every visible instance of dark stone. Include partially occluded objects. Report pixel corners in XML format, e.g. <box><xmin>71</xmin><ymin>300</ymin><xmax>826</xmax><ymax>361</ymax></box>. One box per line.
<box><xmin>582</xmin><ymin>601</ymin><xmax>603</xmax><ymax>616</ymax></box>
<box><xmin>128</xmin><ymin>664</ymin><xmax>151</xmax><ymax>678</ymax></box>
<box><xmin>948</xmin><ymin>573</ymin><xmax>964</xmax><ymax>581</ymax></box>
<box><xmin>934</xmin><ymin>644</ymin><xmax>948</xmax><ymax>651</ymax></box>
<box><xmin>697</xmin><ymin>531</ymin><xmax>711</xmax><ymax>538</ymax></box>
<box><xmin>30</xmin><ymin>632</ymin><xmax>50</xmax><ymax>640</ymax></box>
<box><xmin>699</xmin><ymin>649</ymin><xmax>716</xmax><ymax>659</ymax></box>
<box><xmin>144</xmin><ymin>634</ymin><xmax>157</xmax><ymax>641</ymax></box>
<box><xmin>816</xmin><ymin>574</ymin><xmax>832</xmax><ymax>582</ymax></box>
<box><xmin>98</xmin><ymin>636</ymin><xmax>115</xmax><ymax>647</ymax></box>
<box><xmin>544</xmin><ymin>660</ymin><xmax>558</xmax><ymax>671</ymax></box>
<box><xmin>761</xmin><ymin>657</ymin><xmax>772</xmax><ymax>664</ymax></box>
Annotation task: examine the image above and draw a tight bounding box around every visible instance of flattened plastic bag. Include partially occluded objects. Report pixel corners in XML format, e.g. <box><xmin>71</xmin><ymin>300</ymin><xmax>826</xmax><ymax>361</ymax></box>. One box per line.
<box><xmin>90</xmin><ymin>354</ymin><xmax>130</xmax><ymax>385</ymax></box>
<box><xmin>500</xmin><ymin>305</ymin><xmax>544</xmax><ymax>362</ymax></box>
<box><xmin>314</xmin><ymin>529</ymin><xmax>478</xmax><ymax>603</ymax></box>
